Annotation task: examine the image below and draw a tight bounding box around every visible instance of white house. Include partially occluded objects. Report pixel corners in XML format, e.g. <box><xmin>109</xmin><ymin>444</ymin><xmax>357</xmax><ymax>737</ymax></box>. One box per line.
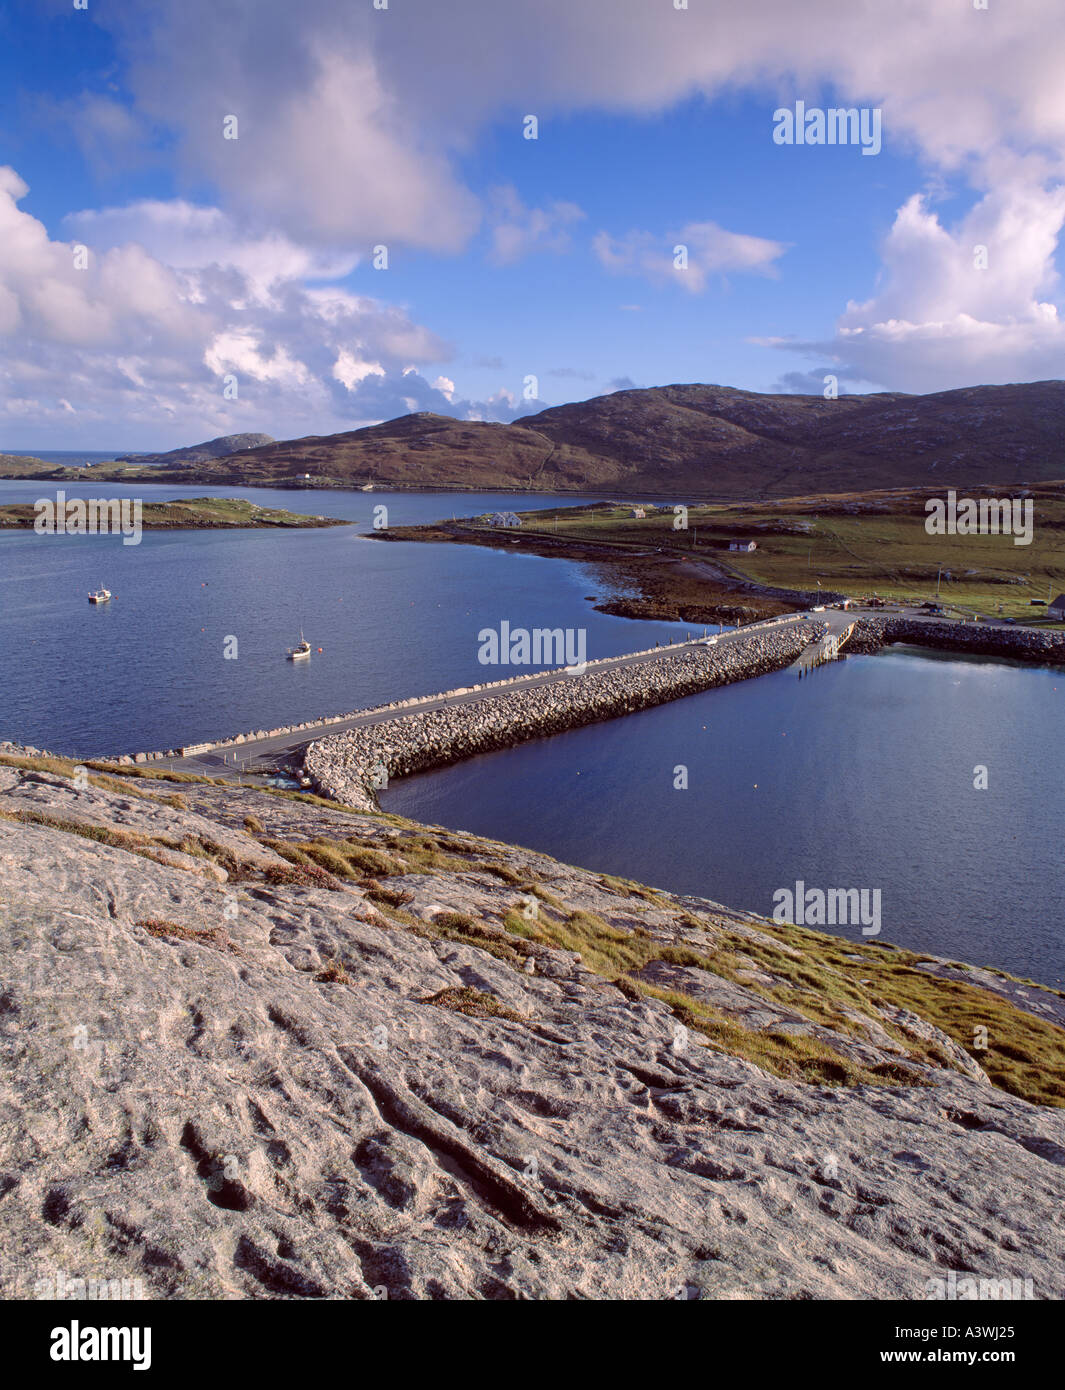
<box><xmin>631</xmin><ymin>507</ymin><xmax>646</xmax><ymax>519</ymax></box>
<box><xmin>1048</xmin><ymin>594</ymin><xmax>1065</xmax><ymax>621</ymax></box>
<box><xmin>487</xmin><ymin>511</ymin><xmax>522</xmax><ymax>528</ymax></box>
<box><xmin>729</xmin><ymin>540</ymin><xmax>758</xmax><ymax>552</ymax></box>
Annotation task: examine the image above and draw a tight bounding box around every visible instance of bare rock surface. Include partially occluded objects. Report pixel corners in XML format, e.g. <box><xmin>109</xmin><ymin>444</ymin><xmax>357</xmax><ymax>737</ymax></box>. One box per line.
<box><xmin>1</xmin><ymin>768</ymin><xmax>1063</xmax><ymax>1300</ymax></box>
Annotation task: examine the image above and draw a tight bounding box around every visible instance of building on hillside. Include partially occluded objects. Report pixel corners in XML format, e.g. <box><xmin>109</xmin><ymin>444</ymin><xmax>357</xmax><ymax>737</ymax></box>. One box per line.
<box><xmin>631</xmin><ymin>508</ymin><xmax>646</xmax><ymax>518</ymax></box>
<box><xmin>1048</xmin><ymin>594</ymin><xmax>1065</xmax><ymax>621</ymax></box>
<box><xmin>729</xmin><ymin>540</ymin><xmax>758</xmax><ymax>552</ymax></box>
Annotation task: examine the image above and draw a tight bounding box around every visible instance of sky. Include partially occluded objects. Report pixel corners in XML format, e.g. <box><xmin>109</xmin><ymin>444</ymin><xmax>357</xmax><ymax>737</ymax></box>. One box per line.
<box><xmin>1</xmin><ymin>0</ymin><xmax>1063</xmax><ymax>451</ymax></box>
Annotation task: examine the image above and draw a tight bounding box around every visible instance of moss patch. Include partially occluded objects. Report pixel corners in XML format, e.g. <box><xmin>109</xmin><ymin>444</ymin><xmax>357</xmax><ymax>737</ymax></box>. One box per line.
<box><xmin>422</xmin><ymin>985</ymin><xmax>526</xmax><ymax>1022</ymax></box>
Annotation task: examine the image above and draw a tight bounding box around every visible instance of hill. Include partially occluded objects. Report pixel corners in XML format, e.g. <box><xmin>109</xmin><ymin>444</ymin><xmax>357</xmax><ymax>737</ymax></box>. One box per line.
<box><xmin>116</xmin><ymin>432</ymin><xmax>275</xmax><ymax>466</ymax></box>
<box><xmin>7</xmin><ymin>381</ymin><xmax>1065</xmax><ymax>497</ymax></box>
<box><xmin>191</xmin><ymin>380</ymin><xmax>1065</xmax><ymax>498</ymax></box>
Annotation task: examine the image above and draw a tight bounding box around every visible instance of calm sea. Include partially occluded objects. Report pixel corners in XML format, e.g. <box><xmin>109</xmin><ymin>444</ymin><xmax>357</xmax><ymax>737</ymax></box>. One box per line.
<box><xmin>1</xmin><ymin>479</ymin><xmax>1062</xmax><ymax>984</ymax></box>
<box><xmin>0</xmin><ymin>481</ymin><xmax>688</xmax><ymax>755</ymax></box>
<box><xmin>382</xmin><ymin>645</ymin><xmax>1065</xmax><ymax>985</ymax></box>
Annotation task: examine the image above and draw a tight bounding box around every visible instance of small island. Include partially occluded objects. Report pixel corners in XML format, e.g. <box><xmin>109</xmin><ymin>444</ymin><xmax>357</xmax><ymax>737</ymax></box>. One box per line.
<box><xmin>0</xmin><ymin>496</ymin><xmax>347</xmax><ymax>530</ymax></box>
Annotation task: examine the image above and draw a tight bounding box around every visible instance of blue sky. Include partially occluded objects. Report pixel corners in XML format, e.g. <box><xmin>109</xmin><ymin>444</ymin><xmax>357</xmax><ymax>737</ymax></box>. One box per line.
<box><xmin>1</xmin><ymin>0</ymin><xmax>1063</xmax><ymax>450</ymax></box>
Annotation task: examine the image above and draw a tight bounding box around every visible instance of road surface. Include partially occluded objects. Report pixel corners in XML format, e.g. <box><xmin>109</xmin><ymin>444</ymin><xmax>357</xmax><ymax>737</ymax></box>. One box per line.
<box><xmin>151</xmin><ymin>604</ymin><xmax>1004</xmax><ymax>780</ymax></box>
<box><xmin>154</xmin><ymin>610</ymin><xmax>843</xmax><ymax>778</ymax></box>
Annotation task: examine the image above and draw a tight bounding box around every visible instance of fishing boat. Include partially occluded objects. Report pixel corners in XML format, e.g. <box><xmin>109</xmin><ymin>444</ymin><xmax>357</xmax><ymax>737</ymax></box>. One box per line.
<box><xmin>286</xmin><ymin>632</ymin><xmax>311</xmax><ymax>661</ymax></box>
<box><xmin>88</xmin><ymin>587</ymin><xmax>112</xmax><ymax>604</ymax></box>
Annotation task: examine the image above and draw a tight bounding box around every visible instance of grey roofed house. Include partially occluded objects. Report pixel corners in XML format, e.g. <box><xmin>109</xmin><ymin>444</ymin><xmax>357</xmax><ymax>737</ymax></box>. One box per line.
<box><xmin>488</xmin><ymin>511</ymin><xmax>522</xmax><ymax>528</ymax></box>
<box><xmin>1048</xmin><ymin>594</ymin><xmax>1065</xmax><ymax>619</ymax></box>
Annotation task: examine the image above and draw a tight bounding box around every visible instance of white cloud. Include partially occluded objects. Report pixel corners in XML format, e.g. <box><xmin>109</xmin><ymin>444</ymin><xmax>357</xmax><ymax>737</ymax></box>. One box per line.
<box><xmin>487</xmin><ymin>187</ymin><xmax>586</xmax><ymax>265</ymax></box>
<box><xmin>594</xmin><ymin>221</ymin><xmax>786</xmax><ymax>292</ymax></box>
<box><xmin>0</xmin><ymin>167</ymin><xmax>508</xmax><ymax>447</ymax></box>
<box><xmin>11</xmin><ymin>0</ymin><xmax>1065</xmax><ymax>434</ymax></box>
<box><xmin>333</xmin><ymin>352</ymin><xmax>386</xmax><ymax>391</ymax></box>
<box><xmin>0</xmin><ymin>166</ymin><xmax>557</xmax><ymax>448</ymax></box>
<box><xmin>95</xmin><ymin>10</ymin><xmax>483</xmax><ymax>251</ymax></box>
<box><xmin>774</xmin><ymin>180</ymin><xmax>1065</xmax><ymax>392</ymax></box>
<box><xmin>83</xmin><ymin>0</ymin><xmax>1065</xmax><ymax>249</ymax></box>
<box><xmin>64</xmin><ymin>201</ymin><xmax>358</xmax><ymax>294</ymax></box>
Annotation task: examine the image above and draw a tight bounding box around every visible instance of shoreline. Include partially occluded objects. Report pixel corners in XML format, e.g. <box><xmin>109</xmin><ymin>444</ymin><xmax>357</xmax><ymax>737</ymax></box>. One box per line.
<box><xmin>4</xmin><ymin>753</ymin><xmax>1065</xmax><ymax>1299</ymax></box>
<box><xmin>19</xmin><ymin>610</ymin><xmax>1061</xmax><ymax>770</ymax></box>
<box><xmin>374</xmin><ymin>521</ymin><xmax>837</xmax><ymax>625</ymax></box>
<box><xmin>0</xmin><ymin>497</ymin><xmax>347</xmax><ymax>531</ymax></box>
<box><xmin>376</xmin><ymin>502</ymin><xmax>1065</xmax><ymax>630</ymax></box>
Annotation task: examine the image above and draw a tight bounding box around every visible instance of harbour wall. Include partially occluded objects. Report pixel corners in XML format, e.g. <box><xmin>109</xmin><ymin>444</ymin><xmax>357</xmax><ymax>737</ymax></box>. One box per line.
<box><xmin>849</xmin><ymin>617</ymin><xmax>1065</xmax><ymax>664</ymax></box>
<box><xmin>305</xmin><ymin>621</ymin><xmax>823</xmax><ymax>811</ymax></box>
<box><xmin>99</xmin><ymin>619</ymin><xmax>804</xmax><ymax>763</ymax></box>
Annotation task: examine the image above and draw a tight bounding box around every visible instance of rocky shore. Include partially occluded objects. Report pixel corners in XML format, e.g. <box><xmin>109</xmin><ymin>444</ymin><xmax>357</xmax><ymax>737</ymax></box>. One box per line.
<box><xmin>2</xmin><ymin>753</ymin><xmax>1064</xmax><ymax>1299</ymax></box>
<box><xmin>305</xmin><ymin>622</ymin><xmax>822</xmax><ymax>811</ymax></box>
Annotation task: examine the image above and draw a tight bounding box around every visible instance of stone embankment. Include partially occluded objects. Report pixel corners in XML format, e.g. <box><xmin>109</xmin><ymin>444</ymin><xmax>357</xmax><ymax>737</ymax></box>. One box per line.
<box><xmin>92</xmin><ymin>633</ymin><xmax>752</xmax><ymax>763</ymax></box>
<box><xmin>306</xmin><ymin>621</ymin><xmax>823</xmax><ymax>810</ymax></box>
<box><xmin>850</xmin><ymin>617</ymin><xmax>1065</xmax><ymax>664</ymax></box>
<box><xmin>85</xmin><ymin>614</ymin><xmax>1064</xmax><ymax>766</ymax></box>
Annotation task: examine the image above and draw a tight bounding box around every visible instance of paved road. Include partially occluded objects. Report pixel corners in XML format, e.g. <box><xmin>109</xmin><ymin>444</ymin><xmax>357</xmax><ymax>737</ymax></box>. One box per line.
<box><xmin>151</xmin><ymin>603</ymin><xmax>1012</xmax><ymax>780</ymax></box>
<box><xmin>155</xmin><ymin>610</ymin><xmax>835</xmax><ymax>779</ymax></box>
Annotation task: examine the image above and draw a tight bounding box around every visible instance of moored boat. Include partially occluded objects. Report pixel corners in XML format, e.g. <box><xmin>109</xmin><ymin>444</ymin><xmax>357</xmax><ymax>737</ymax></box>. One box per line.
<box><xmin>88</xmin><ymin>587</ymin><xmax>112</xmax><ymax>604</ymax></box>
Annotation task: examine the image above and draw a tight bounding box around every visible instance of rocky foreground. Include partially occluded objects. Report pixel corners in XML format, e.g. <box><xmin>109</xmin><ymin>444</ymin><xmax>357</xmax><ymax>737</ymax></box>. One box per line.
<box><xmin>1</xmin><ymin>755</ymin><xmax>1064</xmax><ymax>1300</ymax></box>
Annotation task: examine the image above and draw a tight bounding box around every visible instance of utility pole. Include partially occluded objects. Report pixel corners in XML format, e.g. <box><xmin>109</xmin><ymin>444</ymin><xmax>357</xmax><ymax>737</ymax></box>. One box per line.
<box><xmin>936</xmin><ymin>564</ymin><xmax>942</xmax><ymax>599</ymax></box>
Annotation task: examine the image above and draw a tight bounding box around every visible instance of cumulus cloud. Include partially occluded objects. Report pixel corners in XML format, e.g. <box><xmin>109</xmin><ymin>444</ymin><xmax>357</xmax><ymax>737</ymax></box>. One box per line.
<box><xmin>81</xmin><ymin>0</ymin><xmax>1065</xmax><ymax>245</ymax></box>
<box><xmin>431</xmin><ymin>375</ymin><xmax>456</xmax><ymax>400</ymax></box>
<box><xmin>594</xmin><ymin>221</ymin><xmax>786</xmax><ymax>292</ymax></box>
<box><xmin>0</xmin><ymin>168</ymin><xmax>540</xmax><ymax>448</ymax></box>
<box><xmin>64</xmin><ymin>201</ymin><xmax>359</xmax><ymax>292</ymax></box>
<box><xmin>11</xmin><ymin>0</ymin><xmax>1065</xmax><ymax>435</ymax></box>
<box><xmin>88</xmin><ymin>5</ymin><xmax>482</xmax><ymax>251</ymax></box>
<box><xmin>771</xmin><ymin>180</ymin><xmax>1065</xmax><ymax>392</ymax></box>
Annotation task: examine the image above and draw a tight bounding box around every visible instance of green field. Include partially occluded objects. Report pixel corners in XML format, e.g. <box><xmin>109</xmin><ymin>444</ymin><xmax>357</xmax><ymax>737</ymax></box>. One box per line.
<box><xmin>482</xmin><ymin>487</ymin><xmax>1065</xmax><ymax>622</ymax></box>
